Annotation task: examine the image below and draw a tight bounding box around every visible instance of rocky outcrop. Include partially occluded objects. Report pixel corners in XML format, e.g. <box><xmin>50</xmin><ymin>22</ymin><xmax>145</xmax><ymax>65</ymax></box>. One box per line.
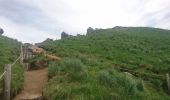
<box><xmin>86</xmin><ymin>27</ymin><xmax>104</xmax><ymax>35</ymax></box>
<box><xmin>61</xmin><ymin>32</ymin><xmax>69</xmax><ymax>39</ymax></box>
<box><xmin>0</xmin><ymin>28</ymin><xmax>4</xmax><ymax>35</ymax></box>
<box><xmin>112</xmin><ymin>26</ymin><xmax>128</xmax><ymax>31</ymax></box>
<box><xmin>86</xmin><ymin>27</ymin><xmax>95</xmax><ymax>35</ymax></box>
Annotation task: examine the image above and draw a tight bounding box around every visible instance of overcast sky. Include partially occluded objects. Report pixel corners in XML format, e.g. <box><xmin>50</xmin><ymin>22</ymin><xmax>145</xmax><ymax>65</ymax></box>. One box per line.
<box><xmin>0</xmin><ymin>0</ymin><xmax>170</xmax><ymax>43</ymax></box>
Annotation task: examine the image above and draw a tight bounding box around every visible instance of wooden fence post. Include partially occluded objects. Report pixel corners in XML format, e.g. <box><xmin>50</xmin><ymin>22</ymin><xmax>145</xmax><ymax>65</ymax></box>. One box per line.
<box><xmin>166</xmin><ymin>73</ymin><xmax>170</xmax><ymax>95</ymax></box>
<box><xmin>20</xmin><ymin>45</ymin><xmax>23</xmax><ymax>64</ymax></box>
<box><xmin>23</xmin><ymin>63</ymin><xmax>29</xmax><ymax>71</ymax></box>
<box><xmin>4</xmin><ymin>64</ymin><xmax>11</xmax><ymax>100</ymax></box>
<box><xmin>23</xmin><ymin>46</ymin><xmax>25</xmax><ymax>60</ymax></box>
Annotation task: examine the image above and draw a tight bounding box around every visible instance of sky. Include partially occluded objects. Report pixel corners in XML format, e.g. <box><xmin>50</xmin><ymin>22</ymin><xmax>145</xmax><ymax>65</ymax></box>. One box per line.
<box><xmin>0</xmin><ymin>0</ymin><xmax>170</xmax><ymax>43</ymax></box>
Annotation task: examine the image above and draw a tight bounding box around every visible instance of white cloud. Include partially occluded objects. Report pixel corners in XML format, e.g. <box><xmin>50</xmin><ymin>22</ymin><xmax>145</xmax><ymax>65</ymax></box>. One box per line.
<box><xmin>0</xmin><ymin>16</ymin><xmax>58</xmax><ymax>43</ymax></box>
<box><xmin>0</xmin><ymin>0</ymin><xmax>170</xmax><ymax>43</ymax></box>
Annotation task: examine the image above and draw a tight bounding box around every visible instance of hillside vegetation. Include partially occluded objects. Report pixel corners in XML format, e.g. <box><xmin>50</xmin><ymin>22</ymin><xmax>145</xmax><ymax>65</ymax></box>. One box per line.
<box><xmin>0</xmin><ymin>36</ymin><xmax>24</xmax><ymax>98</ymax></box>
<box><xmin>42</xmin><ymin>27</ymin><xmax>170</xmax><ymax>100</ymax></box>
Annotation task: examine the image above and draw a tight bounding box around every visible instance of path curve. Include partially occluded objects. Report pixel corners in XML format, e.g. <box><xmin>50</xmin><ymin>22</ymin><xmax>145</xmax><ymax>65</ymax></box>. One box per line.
<box><xmin>13</xmin><ymin>68</ymin><xmax>48</xmax><ymax>100</ymax></box>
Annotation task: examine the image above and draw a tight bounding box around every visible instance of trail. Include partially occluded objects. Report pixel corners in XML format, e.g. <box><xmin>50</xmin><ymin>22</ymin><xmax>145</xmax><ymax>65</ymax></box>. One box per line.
<box><xmin>13</xmin><ymin>68</ymin><xmax>48</xmax><ymax>100</ymax></box>
<box><xmin>13</xmin><ymin>46</ymin><xmax>60</xmax><ymax>100</ymax></box>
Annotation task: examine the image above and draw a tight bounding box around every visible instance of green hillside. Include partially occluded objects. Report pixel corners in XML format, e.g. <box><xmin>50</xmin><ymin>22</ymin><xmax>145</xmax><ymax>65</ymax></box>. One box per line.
<box><xmin>42</xmin><ymin>27</ymin><xmax>170</xmax><ymax>100</ymax></box>
<box><xmin>0</xmin><ymin>36</ymin><xmax>24</xmax><ymax>98</ymax></box>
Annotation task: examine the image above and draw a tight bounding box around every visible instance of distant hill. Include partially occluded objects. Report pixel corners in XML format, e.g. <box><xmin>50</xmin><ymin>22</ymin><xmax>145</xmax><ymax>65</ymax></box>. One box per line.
<box><xmin>35</xmin><ymin>38</ymin><xmax>53</xmax><ymax>47</ymax></box>
<box><xmin>42</xmin><ymin>27</ymin><xmax>170</xmax><ymax>100</ymax></box>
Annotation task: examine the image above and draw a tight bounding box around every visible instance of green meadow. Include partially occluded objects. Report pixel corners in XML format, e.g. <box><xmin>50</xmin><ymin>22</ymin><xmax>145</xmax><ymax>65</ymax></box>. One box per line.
<box><xmin>42</xmin><ymin>27</ymin><xmax>170</xmax><ymax>100</ymax></box>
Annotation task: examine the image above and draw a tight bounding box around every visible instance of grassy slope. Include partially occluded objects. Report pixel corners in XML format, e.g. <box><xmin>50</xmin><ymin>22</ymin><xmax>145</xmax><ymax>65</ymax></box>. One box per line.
<box><xmin>42</xmin><ymin>27</ymin><xmax>170</xmax><ymax>100</ymax></box>
<box><xmin>0</xmin><ymin>36</ymin><xmax>24</xmax><ymax>97</ymax></box>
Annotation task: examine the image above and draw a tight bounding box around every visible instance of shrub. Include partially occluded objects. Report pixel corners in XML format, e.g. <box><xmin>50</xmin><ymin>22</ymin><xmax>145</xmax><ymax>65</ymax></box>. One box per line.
<box><xmin>97</xmin><ymin>70</ymin><xmax>114</xmax><ymax>87</ymax></box>
<box><xmin>44</xmin><ymin>75</ymin><xmax>113</xmax><ymax>100</ymax></box>
<box><xmin>28</xmin><ymin>55</ymin><xmax>49</xmax><ymax>69</ymax></box>
<box><xmin>150</xmin><ymin>79</ymin><xmax>163</xmax><ymax>91</ymax></box>
<box><xmin>48</xmin><ymin>58</ymin><xmax>88</xmax><ymax>81</ymax></box>
<box><xmin>97</xmin><ymin>69</ymin><xmax>144</xmax><ymax>99</ymax></box>
<box><xmin>77</xmin><ymin>54</ymin><xmax>100</xmax><ymax>67</ymax></box>
<box><xmin>136</xmin><ymin>81</ymin><xmax>144</xmax><ymax>91</ymax></box>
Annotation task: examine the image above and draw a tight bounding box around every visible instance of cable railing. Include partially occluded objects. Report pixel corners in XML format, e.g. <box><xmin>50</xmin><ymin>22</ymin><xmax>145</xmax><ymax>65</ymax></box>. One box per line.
<box><xmin>0</xmin><ymin>54</ymin><xmax>21</xmax><ymax>80</ymax></box>
<box><xmin>11</xmin><ymin>55</ymin><xmax>21</xmax><ymax>67</ymax></box>
<box><xmin>0</xmin><ymin>71</ymin><xmax>6</xmax><ymax>80</ymax></box>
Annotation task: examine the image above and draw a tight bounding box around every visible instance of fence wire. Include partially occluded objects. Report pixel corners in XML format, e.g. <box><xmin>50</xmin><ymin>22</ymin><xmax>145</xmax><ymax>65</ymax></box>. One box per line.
<box><xmin>11</xmin><ymin>55</ymin><xmax>21</xmax><ymax>67</ymax></box>
<box><xmin>0</xmin><ymin>47</ymin><xmax>22</xmax><ymax>80</ymax></box>
<box><xmin>0</xmin><ymin>71</ymin><xmax>6</xmax><ymax>80</ymax></box>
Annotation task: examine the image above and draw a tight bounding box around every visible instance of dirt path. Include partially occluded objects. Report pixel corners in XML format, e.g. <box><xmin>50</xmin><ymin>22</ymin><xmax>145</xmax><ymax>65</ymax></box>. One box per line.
<box><xmin>13</xmin><ymin>68</ymin><xmax>48</xmax><ymax>100</ymax></box>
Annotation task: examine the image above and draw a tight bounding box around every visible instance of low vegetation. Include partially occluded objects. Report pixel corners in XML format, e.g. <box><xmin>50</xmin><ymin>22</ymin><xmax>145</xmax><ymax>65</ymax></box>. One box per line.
<box><xmin>42</xmin><ymin>27</ymin><xmax>170</xmax><ymax>100</ymax></box>
<box><xmin>27</xmin><ymin>54</ymin><xmax>49</xmax><ymax>70</ymax></box>
<box><xmin>0</xmin><ymin>36</ymin><xmax>23</xmax><ymax>98</ymax></box>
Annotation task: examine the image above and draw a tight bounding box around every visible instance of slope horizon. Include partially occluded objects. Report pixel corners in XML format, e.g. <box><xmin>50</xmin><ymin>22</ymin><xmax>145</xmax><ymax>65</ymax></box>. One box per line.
<box><xmin>1</xmin><ymin>26</ymin><xmax>170</xmax><ymax>44</ymax></box>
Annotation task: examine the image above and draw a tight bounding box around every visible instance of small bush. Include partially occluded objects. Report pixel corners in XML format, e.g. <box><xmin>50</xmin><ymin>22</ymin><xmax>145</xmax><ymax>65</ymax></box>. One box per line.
<box><xmin>150</xmin><ymin>79</ymin><xmax>163</xmax><ymax>91</ymax></box>
<box><xmin>28</xmin><ymin>55</ymin><xmax>49</xmax><ymax>69</ymax></box>
<box><xmin>97</xmin><ymin>70</ymin><xmax>114</xmax><ymax>87</ymax></box>
<box><xmin>97</xmin><ymin>69</ymin><xmax>144</xmax><ymax>98</ymax></box>
<box><xmin>44</xmin><ymin>75</ymin><xmax>113</xmax><ymax>100</ymax></box>
<box><xmin>76</xmin><ymin>54</ymin><xmax>100</xmax><ymax>67</ymax></box>
<box><xmin>136</xmin><ymin>81</ymin><xmax>144</xmax><ymax>91</ymax></box>
<box><xmin>48</xmin><ymin>58</ymin><xmax>88</xmax><ymax>81</ymax></box>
